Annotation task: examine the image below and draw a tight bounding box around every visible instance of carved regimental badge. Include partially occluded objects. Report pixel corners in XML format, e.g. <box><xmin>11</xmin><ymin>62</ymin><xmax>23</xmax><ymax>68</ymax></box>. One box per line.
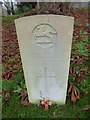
<box><xmin>32</xmin><ymin>24</ymin><xmax>57</xmax><ymax>48</ymax></box>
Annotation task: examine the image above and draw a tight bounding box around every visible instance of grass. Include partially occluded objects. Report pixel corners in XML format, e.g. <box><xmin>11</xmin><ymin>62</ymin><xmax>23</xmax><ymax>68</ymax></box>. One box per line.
<box><xmin>2</xmin><ymin>42</ymin><xmax>89</xmax><ymax>119</ymax></box>
<box><xmin>2</xmin><ymin>75</ymin><xmax>89</xmax><ymax>118</ymax></box>
<box><xmin>2</xmin><ymin>15</ymin><xmax>20</xmax><ymax>24</ymax></box>
<box><xmin>2</xmin><ymin>65</ymin><xmax>89</xmax><ymax>118</ymax></box>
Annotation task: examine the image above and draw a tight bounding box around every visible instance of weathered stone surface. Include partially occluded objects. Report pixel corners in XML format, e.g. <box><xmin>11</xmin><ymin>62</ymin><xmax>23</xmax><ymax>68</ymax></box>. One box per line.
<box><xmin>15</xmin><ymin>15</ymin><xmax>74</xmax><ymax>104</ymax></box>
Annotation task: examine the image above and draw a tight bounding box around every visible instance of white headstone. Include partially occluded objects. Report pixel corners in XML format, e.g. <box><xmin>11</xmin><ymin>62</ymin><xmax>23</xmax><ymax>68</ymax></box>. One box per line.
<box><xmin>15</xmin><ymin>15</ymin><xmax>74</xmax><ymax>104</ymax></box>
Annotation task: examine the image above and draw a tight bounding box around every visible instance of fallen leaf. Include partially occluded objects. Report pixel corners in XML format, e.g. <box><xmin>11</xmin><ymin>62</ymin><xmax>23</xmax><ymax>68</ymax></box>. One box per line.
<box><xmin>75</xmin><ymin>75</ymin><xmax>85</xmax><ymax>84</ymax></box>
<box><xmin>20</xmin><ymin>90</ymin><xmax>31</xmax><ymax>106</ymax></box>
<box><xmin>68</xmin><ymin>81</ymin><xmax>80</xmax><ymax>103</ymax></box>
<box><xmin>0</xmin><ymin>90</ymin><xmax>2</xmax><ymax>94</ymax></box>
<box><xmin>3</xmin><ymin>92</ymin><xmax>11</xmax><ymax>105</ymax></box>
<box><xmin>21</xmin><ymin>90</ymin><xmax>27</xmax><ymax>98</ymax></box>
<box><xmin>68</xmin><ymin>83</ymin><xmax>72</xmax><ymax>96</ymax></box>
<box><xmin>4</xmin><ymin>92</ymin><xmax>10</xmax><ymax>101</ymax></box>
<box><xmin>21</xmin><ymin>101</ymin><xmax>31</xmax><ymax>106</ymax></box>
<box><xmin>81</xmin><ymin>105</ymin><xmax>90</xmax><ymax>110</ymax></box>
<box><xmin>71</xmin><ymin>89</ymin><xmax>77</xmax><ymax>103</ymax></box>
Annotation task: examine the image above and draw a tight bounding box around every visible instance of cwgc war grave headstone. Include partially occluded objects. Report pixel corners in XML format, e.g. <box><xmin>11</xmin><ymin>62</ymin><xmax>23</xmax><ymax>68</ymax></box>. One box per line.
<box><xmin>15</xmin><ymin>15</ymin><xmax>74</xmax><ymax>104</ymax></box>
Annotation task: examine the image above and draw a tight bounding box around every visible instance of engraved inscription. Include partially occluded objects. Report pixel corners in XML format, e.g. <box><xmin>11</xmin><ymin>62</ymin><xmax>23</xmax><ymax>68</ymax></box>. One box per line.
<box><xmin>32</xmin><ymin>24</ymin><xmax>57</xmax><ymax>48</ymax></box>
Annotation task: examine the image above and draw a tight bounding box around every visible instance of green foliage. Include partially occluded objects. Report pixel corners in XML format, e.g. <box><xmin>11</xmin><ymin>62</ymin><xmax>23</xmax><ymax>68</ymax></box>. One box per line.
<box><xmin>2</xmin><ymin>15</ymin><xmax>20</xmax><ymax>24</ymax></box>
<box><xmin>2</xmin><ymin>71</ymin><xmax>25</xmax><ymax>91</ymax></box>
<box><xmin>7</xmin><ymin>57</ymin><xmax>16</xmax><ymax>63</ymax></box>
<box><xmin>22</xmin><ymin>6</ymin><xmax>32</xmax><ymax>13</ymax></box>
<box><xmin>16</xmin><ymin>2</ymin><xmax>37</xmax><ymax>14</ymax></box>
<box><xmin>2</xmin><ymin>80</ymin><xmax>14</xmax><ymax>90</ymax></box>
<box><xmin>14</xmin><ymin>81</ymin><xmax>27</xmax><ymax>93</ymax></box>
<box><xmin>80</xmin><ymin>30</ymin><xmax>87</xmax><ymax>35</ymax></box>
<box><xmin>2</xmin><ymin>89</ymin><xmax>89</xmax><ymax>118</ymax></box>
<box><xmin>76</xmin><ymin>30</ymin><xmax>88</xmax><ymax>57</ymax></box>
<box><xmin>75</xmin><ymin>41</ymin><xmax>88</xmax><ymax>57</ymax></box>
<box><xmin>77</xmin><ymin>78</ymin><xmax>89</xmax><ymax>93</ymax></box>
<box><xmin>72</xmin><ymin>30</ymin><xmax>88</xmax><ymax>57</ymax></box>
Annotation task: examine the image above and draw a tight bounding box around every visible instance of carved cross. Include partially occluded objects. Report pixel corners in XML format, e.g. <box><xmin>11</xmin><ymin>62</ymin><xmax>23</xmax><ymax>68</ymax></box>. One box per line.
<box><xmin>37</xmin><ymin>67</ymin><xmax>56</xmax><ymax>99</ymax></box>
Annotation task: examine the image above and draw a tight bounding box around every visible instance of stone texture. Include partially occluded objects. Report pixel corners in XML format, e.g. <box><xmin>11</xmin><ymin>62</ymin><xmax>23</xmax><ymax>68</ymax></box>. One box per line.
<box><xmin>15</xmin><ymin>15</ymin><xmax>74</xmax><ymax>104</ymax></box>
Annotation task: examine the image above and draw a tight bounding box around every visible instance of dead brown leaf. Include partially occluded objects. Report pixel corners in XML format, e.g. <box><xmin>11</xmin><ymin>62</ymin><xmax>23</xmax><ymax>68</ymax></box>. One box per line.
<box><xmin>21</xmin><ymin>101</ymin><xmax>31</xmax><ymax>106</ymax></box>
<box><xmin>3</xmin><ymin>92</ymin><xmax>11</xmax><ymax>105</ymax></box>
<box><xmin>4</xmin><ymin>92</ymin><xmax>10</xmax><ymax>101</ymax></box>
<box><xmin>20</xmin><ymin>90</ymin><xmax>32</xmax><ymax>106</ymax></box>
<box><xmin>0</xmin><ymin>90</ymin><xmax>2</xmax><ymax>94</ymax></box>
<box><xmin>21</xmin><ymin>90</ymin><xmax>27</xmax><ymax>98</ymax></box>
<box><xmin>68</xmin><ymin>81</ymin><xmax>80</xmax><ymax>103</ymax></box>
<box><xmin>81</xmin><ymin>105</ymin><xmax>90</xmax><ymax>110</ymax></box>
